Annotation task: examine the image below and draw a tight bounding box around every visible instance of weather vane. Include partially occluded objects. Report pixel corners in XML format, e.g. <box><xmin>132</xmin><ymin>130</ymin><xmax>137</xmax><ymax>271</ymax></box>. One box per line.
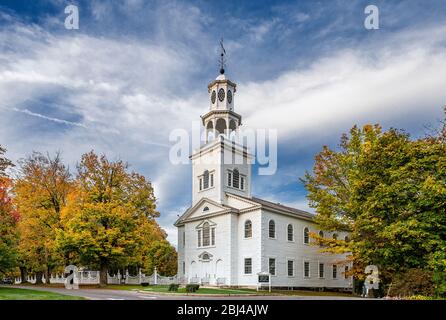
<box><xmin>219</xmin><ymin>38</ymin><xmax>226</xmax><ymax>74</ymax></box>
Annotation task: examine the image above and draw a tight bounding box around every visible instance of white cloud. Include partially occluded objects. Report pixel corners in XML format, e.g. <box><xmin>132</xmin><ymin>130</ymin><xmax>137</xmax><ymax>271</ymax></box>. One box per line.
<box><xmin>238</xmin><ymin>25</ymin><xmax>446</xmax><ymax>142</ymax></box>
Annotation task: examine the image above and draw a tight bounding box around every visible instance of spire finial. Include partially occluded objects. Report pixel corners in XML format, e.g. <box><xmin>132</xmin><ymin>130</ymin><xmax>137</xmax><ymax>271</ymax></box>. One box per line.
<box><xmin>219</xmin><ymin>38</ymin><xmax>226</xmax><ymax>74</ymax></box>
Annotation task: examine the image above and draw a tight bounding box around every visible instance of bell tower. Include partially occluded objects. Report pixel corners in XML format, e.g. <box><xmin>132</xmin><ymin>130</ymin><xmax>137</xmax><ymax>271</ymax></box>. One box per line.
<box><xmin>191</xmin><ymin>41</ymin><xmax>252</xmax><ymax>205</ymax></box>
<box><xmin>202</xmin><ymin>41</ymin><xmax>242</xmax><ymax>143</ymax></box>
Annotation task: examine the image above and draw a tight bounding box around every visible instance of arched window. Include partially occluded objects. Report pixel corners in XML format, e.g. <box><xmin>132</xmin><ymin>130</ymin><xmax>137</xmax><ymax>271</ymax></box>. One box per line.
<box><xmin>203</xmin><ymin>206</ymin><xmax>209</xmax><ymax>212</ymax></box>
<box><xmin>206</xmin><ymin>121</ymin><xmax>214</xmax><ymax>142</ymax></box>
<box><xmin>202</xmin><ymin>222</ymin><xmax>210</xmax><ymax>247</ymax></box>
<box><xmin>203</xmin><ymin>170</ymin><xmax>209</xmax><ymax>189</ymax></box>
<box><xmin>244</xmin><ymin>220</ymin><xmax>252</xmax><ymax>238</ymax></box>
<box><xmin>232</xmin><ymin>169</ymin><xmax>240</xmax><ymax>189</ymax></box>
<box><xmin>269</xmin><ymin>220</ymin><xmax>275</xmax><ymax>238</ymax></box>
<box><xmin>229</xmin><ymin>119</ymin><xmax>237</xmax><ymax>132</ymax></box>
<box><xmin>303</xmin><ymin>227</ymin><xmax>309</xmax><ymax>244</ymax></box>
<box><xmin>344</xmin><ymin>235</ymin><xmax>349</xmax><ymax>242</ymax></box>
<box><xmin>332</xmin><ymin>233</ymin><xmax>338</xmax><ymax>240</ymax></box>
<box><xmin>287</xmin><ymin>224</ymin><xmax>294</xmax><ymax>241</ymax></box>
<box><xmin>215</xmin><ymin>118</ymin><xmax>226</xmax><ymax>135</ymax></box>
<box><xmin>202</xmin><ymin>253</ymin><xmax>210</xmax><ymax>261</ymax></box>
<box><xmin>344</xmin><ymin>265</ymin><xmax>349</xmax><ymax>279</ymax></box>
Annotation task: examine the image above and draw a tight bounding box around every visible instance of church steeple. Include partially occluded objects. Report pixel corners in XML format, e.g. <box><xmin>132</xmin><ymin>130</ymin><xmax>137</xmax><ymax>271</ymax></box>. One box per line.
<box><xmin>191</xmin><ymin>43</ymin><xmax>252</xmax><ymax>205</ymax></box>
<box><xmin>201</xmin><ymin>40</ymin><xmax>242</xmax><ymax>143</ymax></box>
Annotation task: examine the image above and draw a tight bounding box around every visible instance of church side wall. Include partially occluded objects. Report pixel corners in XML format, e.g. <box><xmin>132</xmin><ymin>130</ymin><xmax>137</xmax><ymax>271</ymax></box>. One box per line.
<box><xmin>260</xmin><ymin>209</ymin><xmax>352</xmax><ymax>289</ymax></box>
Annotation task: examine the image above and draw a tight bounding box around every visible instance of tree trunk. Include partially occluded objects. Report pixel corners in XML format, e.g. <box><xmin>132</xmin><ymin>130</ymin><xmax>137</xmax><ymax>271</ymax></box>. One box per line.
<box><xmin>20</xmin><ymin>267</ymin><xmax>28</xmax><ymax>284</ymax></box>
<box><xmin>45</xmin><ymin>266</ymin><xmax>51</xmax><ymax>284</ymax></box>
<box><xmin>35</xmin><ymin>271</ymin><xmax>43</xmax><ymax>284</ymax></box>
<box><xmin>99</xmin><ymin>263</ymin><xmax>108</xmax><ymax>287</ymax></box>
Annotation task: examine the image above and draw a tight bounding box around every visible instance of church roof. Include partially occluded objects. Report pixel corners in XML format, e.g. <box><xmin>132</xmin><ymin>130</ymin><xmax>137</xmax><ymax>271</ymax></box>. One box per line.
<box><xmin>174</xmin><ymin>193</ymin><xmax>315</xmax><ymax>226</ymax></box>
<box><xmin>233</xmin><ymin>194</ymin><xmax>315</xmax><ymax>221</ymax></box>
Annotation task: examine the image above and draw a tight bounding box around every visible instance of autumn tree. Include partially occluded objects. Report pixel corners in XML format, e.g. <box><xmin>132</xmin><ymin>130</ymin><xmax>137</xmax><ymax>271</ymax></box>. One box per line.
<box><xmin>144</xmin><ymin>240</ymin><xmax>178</xmax><ymax>276</ymax></box>
<box><xmin>15</xmin><ymin>152</ymin><xmax>72</xmax><ymax>283</ymax></box>
<box><xmin>56</xmin><ymin>151</ymin><xmax>163</xmax><ymax>286</ymax></box>
<box><xmin>0</xmin><ymin>145</ymin><xmax>19</xmax><ymax>275</ymax></box>
<box><xmin>302</xmin><ymin>121</ymin><xmax>446</xmax><ymax>289</ymax></box>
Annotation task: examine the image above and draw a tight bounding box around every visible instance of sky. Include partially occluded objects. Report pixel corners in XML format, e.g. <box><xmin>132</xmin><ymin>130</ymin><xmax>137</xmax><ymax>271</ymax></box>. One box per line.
<box><xmin>1</xmin><ymin>0</ymin><xmax>446</xmax><ymax>246</ymax></box>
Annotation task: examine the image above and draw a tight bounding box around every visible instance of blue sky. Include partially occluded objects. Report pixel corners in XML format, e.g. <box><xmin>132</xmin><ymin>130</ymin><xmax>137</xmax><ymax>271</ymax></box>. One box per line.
<box><xmin>1</xmin><ymin>0</ymin><xmax>446</xmax><ymax>245</ymax></box>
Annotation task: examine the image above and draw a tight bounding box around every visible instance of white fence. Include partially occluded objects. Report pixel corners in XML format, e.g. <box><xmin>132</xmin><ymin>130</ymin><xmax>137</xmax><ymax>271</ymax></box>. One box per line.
<box><xmin>14</xmin><ymin>267</ymin><xmax>177</xmax><ymax>286</ymax></box>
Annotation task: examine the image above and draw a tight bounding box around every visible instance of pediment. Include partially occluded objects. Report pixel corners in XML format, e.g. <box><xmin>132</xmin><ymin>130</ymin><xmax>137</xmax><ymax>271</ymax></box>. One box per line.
<box><xmin>177</xmin><ymin>198</ymin><xmax>230</xmax><ymax>223</ymax></box>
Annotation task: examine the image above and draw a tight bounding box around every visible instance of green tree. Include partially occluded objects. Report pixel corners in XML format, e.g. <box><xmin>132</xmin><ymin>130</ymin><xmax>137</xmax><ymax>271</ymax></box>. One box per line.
<box><xmin>144</xmin><ymin>240</ymin><xmax>178</xmax><ymax>276</ymax></box>
<box><xmin>302</xmin><ymin>121</ymin><xmax>446</xmax><ymax>286</ymax></box>
<box><xmin>56</xmin><ymin>151</ymin><xmax>162</xmax><ymax>286</ymax></box>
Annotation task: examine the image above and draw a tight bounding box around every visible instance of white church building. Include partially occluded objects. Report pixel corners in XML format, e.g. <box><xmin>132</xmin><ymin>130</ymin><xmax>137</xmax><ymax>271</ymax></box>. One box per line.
<box><xmin>174</xmin><ymin>66</ymin><xmax>352</xmax><ymax>290</ymax></box>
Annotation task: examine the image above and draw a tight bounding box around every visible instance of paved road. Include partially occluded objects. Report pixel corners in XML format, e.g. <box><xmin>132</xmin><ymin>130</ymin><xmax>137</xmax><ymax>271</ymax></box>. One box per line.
<box><xmin>3</xmin><ymin>285</ymin><xmax>365</xmax><ymax>300</ymax></box>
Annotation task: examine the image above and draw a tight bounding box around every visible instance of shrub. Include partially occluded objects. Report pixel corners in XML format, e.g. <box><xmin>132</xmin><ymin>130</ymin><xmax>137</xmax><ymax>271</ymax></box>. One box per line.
<box><xmin>141</xmin><ymin>282</ymin><xmax>149</xmax><ymax>287</ymax></box>
<box><xmin>168</xmin><ymin>283</ymin><xmax>179</xmax><ymax>292</ymax></box>
<box><xmin>432</xmin><ymin>271</ymin><xmax>446</xmax><ymax>298</ymax></box>
<box><xmin>186</xmin><ymin>284</ymin><xmax>200</xmax><ymax>293</ymax></box>
<box><xmin>388</xmin><ymin>269</ymin><xmax>435</xmax><ymax>297</ymax></box>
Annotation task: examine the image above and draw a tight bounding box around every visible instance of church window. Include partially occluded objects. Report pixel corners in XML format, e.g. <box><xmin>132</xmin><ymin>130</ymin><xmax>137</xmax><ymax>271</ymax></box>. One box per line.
<box><xmin>244</xmin><ymin>220</ymin><xmax>252</xmax><ymax>238</ymax></box>
<box><xmin>332</xmin><ymin>233</ymin><xmax>338</xmax><ymax>240</ymax></box>
<box><xmin>344</xmin><ymin>265</ymin><xmax>349</xmax><ymax>279</ymax></box>
<box><xmin>319</xmin><ymin>263</ymin><xmax>325</xmax><ymax>278</ymax></box>
<box><xmin>202</xmin><ymin>253</ymin><xmax>210</xmax><ymax>261</ymax></box>
<box><xmin>304</xmin><ymin>261</ymin><xmax>310</xmax><ymax>278</ymax></box>
<box><xmin>344</xmin><ymin>235</ymin><xmax>349</xmax><ymax>242</ymax></box>
<box><xmin>227</xmin><ymin>172</ymin><xmax>232</xmax><ymax>187</ymax></box>
<box><xmin>203</xmin><ymin>170</ymin><xmax>209</xmax><ymax>189</ymax></box>
<box><xmin>211</xmin><ymin>228</ymin><xmax>215</xmax><ymax>246</ymax></box>
<box><xmin>269</xmin><ymin>258</ymin><xmax>276</xmax><ymax>276</ymax></box>
<box><xmin>232</xmin><ymin>169</ymin><xmax>240</xmax><ymax>188</ymax></box>
<box><xmin>287</xmin><ymin>224</ymin><xmax>294</xmax><ymax>241</ymax></box>
<box><xmin>203</xmin><ymin>206</ymin><xmax>209</xmax><ymax>212</ymax></box>
<box><xmin>244</xmin><ymin>258</ymin><xmax>252</xmax><ymax>274</ymax></box>
<box><xmin>268</xmin><ymin>220</ymin><xmax>275</xmax><ymax>238</ymax></box>
<box><xmin>210</xmin><ymin>173</ymin><xmax>214</xmax><ymax>187</ymax></box>
<box><xmin>202</xmin><ymin>222</ymin><xmax>210</xmax><ymax>247</ymax></box>
<box><xmin>218</xmin><ymin>88</ymin><xmax>225</xmax><ymax>102</ymax></box>
<box><xmin>240</xmin><ymin>176</ymin><xmax>245</xmax><ymax>190</ymax></box>
<box><xmin>199</xmin><ymin>178</ymin><xmax>202</xmax><ymax>191</ymax></box>
<box><xmin>287</xmin><ymin>260</ymin><xmax>294</xmax><ymax>277</ymax></box>
<box><xmin>303</xmin><ymin>227</ymin><xmax>310</xmax><ymax>244</ymax></box>
<box><xmin>332</xmin><ymin>265</ymin><xmax>338</xmax><ymax>279</ymax></box>
<box><xmin>198</xmin><ymin>230</ymin><xmax>201</xmax><ymax>247</ymax></box>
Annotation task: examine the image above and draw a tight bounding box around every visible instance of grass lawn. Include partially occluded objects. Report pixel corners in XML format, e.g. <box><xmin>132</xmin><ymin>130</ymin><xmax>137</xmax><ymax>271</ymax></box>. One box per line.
<box><xmin>142</xmin><ymin>285</ymin><xmax>259</xmax><ymax>295</ymax></box>
<box><xmin>0</xmin><ymin>287</ymin><xmax>85</xmax><ymax>300</ymax></box>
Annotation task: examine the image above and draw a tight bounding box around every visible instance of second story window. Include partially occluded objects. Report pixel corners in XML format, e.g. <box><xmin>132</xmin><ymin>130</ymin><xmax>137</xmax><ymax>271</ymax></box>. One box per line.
<box><xmin>244</xmin><ymin>220</ymin><xmax>252</xmax><ymax>238</ymax></box>
<box><xmin>269</xmin><ymin>220</ymin><xmax>275</xmax><ymax>238</ymax></box>
<box><xmin>197</xmin><ymin>221</ymin><xmax>216</xmax><ymax>247</ymax></box>
<box><xmin>202</xmin><ymin>222</ymin><xmax>210</xmax><ymax>246</ymax></box>
<box><xmin>287</xmin><ymin>224</ymin><xmax>294</xmax><ymax>241</ymax></box>
<box><xmin>303</xmin><ymin>227</ymin><xmax>310</xmax><ymax>244</ymax></box>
